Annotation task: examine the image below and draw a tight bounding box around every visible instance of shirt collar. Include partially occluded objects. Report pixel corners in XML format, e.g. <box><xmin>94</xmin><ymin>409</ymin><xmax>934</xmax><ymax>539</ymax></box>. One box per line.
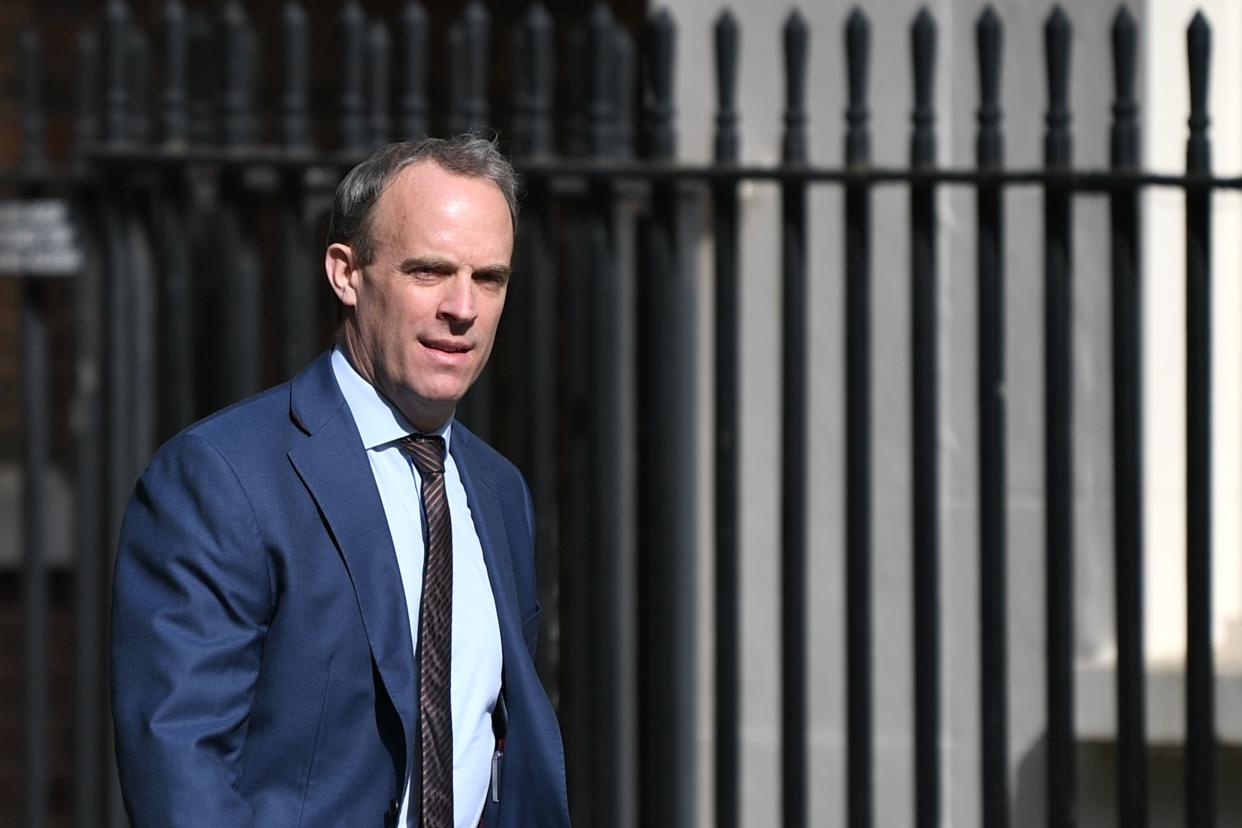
<box><xmin>331</xmin><ymin>345</ymin><xmax>453</xmax><ymax>452</ymax></box>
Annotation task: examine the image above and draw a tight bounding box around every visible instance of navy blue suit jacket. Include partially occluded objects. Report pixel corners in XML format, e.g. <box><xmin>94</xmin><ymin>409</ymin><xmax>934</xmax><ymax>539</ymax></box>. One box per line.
<box><xmin>111</xmin><ymin>351</ymin><xmax>570</xmax><ymax>827</ymax></box>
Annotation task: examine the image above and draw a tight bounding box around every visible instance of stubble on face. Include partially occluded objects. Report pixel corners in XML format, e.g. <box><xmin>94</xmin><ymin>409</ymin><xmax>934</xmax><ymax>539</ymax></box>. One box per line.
<box><xmin>334</xmin><ymin>161</ymin><xmax>514</xmax><ymax>432</ymax></box>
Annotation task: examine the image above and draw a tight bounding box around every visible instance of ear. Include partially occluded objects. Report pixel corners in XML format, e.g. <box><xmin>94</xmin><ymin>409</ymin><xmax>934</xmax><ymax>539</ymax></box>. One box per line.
<box><xmin>325</xmin><ymin>242</ymin><xmax>361</xmax><ymax>307</ymax></box>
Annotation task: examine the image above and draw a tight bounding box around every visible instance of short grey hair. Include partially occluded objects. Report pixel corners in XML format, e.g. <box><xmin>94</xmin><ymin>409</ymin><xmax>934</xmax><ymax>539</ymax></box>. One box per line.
<box><xmin>326</xmin><ymin>135</ymin><xmax>519</xmax><ymax>267</ymax></box>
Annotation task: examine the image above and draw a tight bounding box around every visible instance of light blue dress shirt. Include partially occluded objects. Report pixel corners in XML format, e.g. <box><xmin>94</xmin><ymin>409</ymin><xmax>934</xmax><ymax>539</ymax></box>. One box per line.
<box><xmin>332</xmin><ymin>347</ymin><xmax>502</xmax><ymax>828</ymax></box>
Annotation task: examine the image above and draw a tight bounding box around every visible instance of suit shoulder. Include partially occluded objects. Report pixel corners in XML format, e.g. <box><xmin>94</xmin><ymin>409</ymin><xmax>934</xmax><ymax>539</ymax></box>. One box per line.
<box><xmin>152</xmin><ymin>381</ymin><xmax>297</xmax><ymax>468</ymax></box>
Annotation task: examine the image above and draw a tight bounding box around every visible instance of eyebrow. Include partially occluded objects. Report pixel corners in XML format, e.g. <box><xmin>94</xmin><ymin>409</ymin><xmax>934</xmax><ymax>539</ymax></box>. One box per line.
<box><xmin>398</xmin><ymin>256</ymin><xmax>511</xmax><ymax>281</ymax></box>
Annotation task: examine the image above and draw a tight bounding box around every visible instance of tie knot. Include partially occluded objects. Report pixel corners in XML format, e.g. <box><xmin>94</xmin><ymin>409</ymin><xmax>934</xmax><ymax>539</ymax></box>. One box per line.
<box><xmin>401</xmin><ymin>433</ymin><xmax>446</xmax><ymax>477</ymax></box>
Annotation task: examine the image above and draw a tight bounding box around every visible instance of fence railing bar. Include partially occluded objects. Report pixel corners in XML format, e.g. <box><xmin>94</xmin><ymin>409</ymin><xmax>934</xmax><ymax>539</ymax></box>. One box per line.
<box><xmin>843</xmin><ymin>11</ymin><xmax>874</xmax><ymax>828</ymax></box>
<box><xmin>563</xmin><ymin>8</ymin><xmax>632</xmax><ymax>826</ymax></box>
<box><xmin>65</xmin><ymin>145</ymin><xmax>1242</xmax><ymax>191</ymax></box>
<box><xmin>22</xmin><ymin>257</ymin><xmax>51</xmax><ymax>828</ymax></box>
<box><xmin>1109</xmin><ymin>9</ymin><xmax>1147</xmax><ymax>827</ymax></box>
<box><xmin>712</xmin><ymin>11</ymin><xmax>740</xmax><ymax>828</ymax></box>
<box><xmin>509</xmin><ymin>5</ymin><xmax>560</xmax><ymax>706</ymax></box>
<box><xmin>70</xmin><ymin>27</ymin><xmax>105</xmax><ymax>828</ymax></box>
<box><xmin>975</xmin><ymin>9</ymin><xmax>1009</xmax><ymax>828</ymax></box>
<box><xmin>19</xmin><ymin>30</ymin><xmax>49</xmax><ymax>828</ymax></box>
<box><xmin>101</xmin><ymin>9</ymin><xmax>141</xmax><ymax>821</ymax></box>
<box><xmin>1042</xmin><ymin>8</ymin><xmax>1076</xmax><ymax>828</ymax></box>
<box><xmin>154</xmin><ymin>170</ymin><xmax>193</xmax><ymax>435</ymax></box>
<box><xmin>636</xmin><ymin>13</ymin><xmax>696</xmax><ymax>827</ymax></box>
<box><xmin>910</xmin><ymin>10</ymin><xmax>940</xmax><ymax>828</ymax></box>
<box><xmin>780</xmin><ymin>10</ymin><xmax>809</xmax><ymax>828</ymax></box>
<box><xmin>1184</xmin><ymin>11</ymin><xmax>1215</xmax><ymax>828</ymax></box>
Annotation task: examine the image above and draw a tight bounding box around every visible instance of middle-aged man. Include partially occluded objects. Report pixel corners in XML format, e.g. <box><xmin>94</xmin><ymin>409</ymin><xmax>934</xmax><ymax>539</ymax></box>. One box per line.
<box><xmin>111</xmin><ymin>136</ymin><xmax>570</xmax><ymax>827</ymax></box>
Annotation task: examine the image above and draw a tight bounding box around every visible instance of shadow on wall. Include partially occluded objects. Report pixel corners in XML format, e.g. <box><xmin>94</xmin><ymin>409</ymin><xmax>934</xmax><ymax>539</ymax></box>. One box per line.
<box><xmin>1014</xmin><ymin>735</ymin><xmax>1242</xmax><ymax>826</ymax></box>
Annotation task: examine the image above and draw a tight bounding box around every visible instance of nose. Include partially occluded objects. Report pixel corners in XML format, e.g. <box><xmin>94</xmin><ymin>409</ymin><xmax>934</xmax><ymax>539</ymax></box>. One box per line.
<box><xmin>439</xmin><ymin>270</ymin><xmax>478</xmax><ymax>324</ymax></box>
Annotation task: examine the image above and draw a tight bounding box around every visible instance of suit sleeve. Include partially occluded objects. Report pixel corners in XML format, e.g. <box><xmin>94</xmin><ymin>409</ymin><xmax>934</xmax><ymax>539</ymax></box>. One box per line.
<box><xmin>111</xmin><ymin>432</ymin><xmax>274</xmax><ymax>826</ymax></box>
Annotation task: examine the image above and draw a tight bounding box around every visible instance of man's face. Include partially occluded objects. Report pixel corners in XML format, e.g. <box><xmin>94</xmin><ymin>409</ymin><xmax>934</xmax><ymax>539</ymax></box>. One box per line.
<box><xmin>326</xmin><ymin>161</ymin><xmax>513</xmax><ymax>431</ymax></box>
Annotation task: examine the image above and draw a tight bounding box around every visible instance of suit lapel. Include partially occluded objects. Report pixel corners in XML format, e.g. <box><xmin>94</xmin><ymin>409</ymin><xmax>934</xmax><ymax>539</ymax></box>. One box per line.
<box><xmin>286</xmin><ymin>354</ymin><xmax>418</xmax><ymax>781</ymax></box>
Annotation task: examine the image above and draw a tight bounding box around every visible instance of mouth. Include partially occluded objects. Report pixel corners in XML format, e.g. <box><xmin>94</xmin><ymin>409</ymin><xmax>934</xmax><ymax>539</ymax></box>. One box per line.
<box><xmin>421</xmin><ymin>338</ymin><xmax>472</xmax><ymax>357</ymax></box>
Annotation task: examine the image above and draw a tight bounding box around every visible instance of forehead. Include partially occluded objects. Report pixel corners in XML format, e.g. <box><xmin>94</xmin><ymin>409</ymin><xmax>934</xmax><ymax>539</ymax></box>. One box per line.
<box><xmin>368</xmin><ymin>161</ymin><xmax>513</xmax><ymax>250</ymax></box>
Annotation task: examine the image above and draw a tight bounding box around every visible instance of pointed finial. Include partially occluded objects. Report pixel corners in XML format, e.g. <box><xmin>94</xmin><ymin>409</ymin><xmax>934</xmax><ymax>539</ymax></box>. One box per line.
<box><xmin>19</xmin><ymin>29</ymin><xmax>45</xmax><ymax>168</ymax></box>
<box><xmin>1044</xmin><ymin>5</ymin><xmax>1072</xmax><ymax>167</ymax></box>
<box><xmin>512</xmin><ymin>2</ymin><xmax>554</xmax><ymax>157</ymax></box>
<box><xmin>782</xmin><ymin>9</ymin><xmax>809</xmax><ymax>163</ymax></box>
<box><xmin>73</xmin><ymin>28</ymin><xmax>101</xmax><ymax>154</ymax></box>
<box><xmin>104</xmin><ymin>0</ymin><xmax>131</xmax><ymax>146</ymax></box>
<box><xmin>976</xmin><ymin>5</ymin><xmax>1002</xmax><ymax>167</ymax></box>
<box><xmin>162</xmin><ymin>0</ymin><xmax>188</xmax><ymax>145</ymax></box>
<box><xmin>845</xmin><ymin>7</ymin><xmax>870</xmax><ymax>166</ymax></box>
<box><xmin>1110</xmin><ymin>6</ymin><xmax>1138</xmax><ymax>168</ymax></box>
<box><xmin>280</xmin><ymin>0</ymin><xmax>310</xmax><ymax>149</ymax></box>
<box><xmin>585</xmin><ymin>3</ymin><xmax>618</xmax><ymax>156</ymax></box>
<box><xmin>1186</xmin><ymin>10</ymin><xmax>1211</xmax><ymax>173</ymax></box>
<box><xmin>911</xmin><ymin>6</ymin><xmax>937</xmax><ymax>167</ymax></box>
<box><xmin>642</xmin><ymin>9</ymin><xmax>676</xmax><ymax>160</ymax></box>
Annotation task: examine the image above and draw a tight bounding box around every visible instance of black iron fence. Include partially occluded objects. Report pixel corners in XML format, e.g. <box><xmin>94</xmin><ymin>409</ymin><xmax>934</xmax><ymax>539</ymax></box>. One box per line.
<box><xmin>3</xmin><ymin>1</ymin><xmax>1232</xmax><ymax>826</ymax></box>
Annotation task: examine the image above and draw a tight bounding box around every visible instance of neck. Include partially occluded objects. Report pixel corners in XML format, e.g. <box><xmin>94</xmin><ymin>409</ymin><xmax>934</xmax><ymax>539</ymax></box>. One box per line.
<box><xmin>336</xmin><ymin>328</ymin><xmax>452</xmax><ymax>433</ymax></box>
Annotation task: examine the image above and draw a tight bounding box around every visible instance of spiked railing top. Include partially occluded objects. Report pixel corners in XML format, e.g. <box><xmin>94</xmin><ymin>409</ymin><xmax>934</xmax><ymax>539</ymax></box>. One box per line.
<box><xmin>279</xmin><ymin>1</ymin><xmax>310</xmax><ymax>150</ymax></box>
<box><xmin>713</xmin><ymin>10</ymin><xmax>739</xmax><ymax>164</ymax></box>
<box><xmin>976</xmin><ymin>6</ymin><xmax>1002</xmax><ymax>168</ymax></box>
<box><xmin>782</xmin><ymin>10</ymin><xmax>808</xmax><ymax>164</ymax></box>
<box><xmin>162</xmin><ymin>1</ymin><xmax>188</xmax><ymax>146</ymax></box>
<box><xmin>1110</xmin><ymin>7</ymin><xmax>1138</xmax><ymax>168</ymax></box>
<box><xmin>1186</xmin><ymin>11</ymin><xmax>1210</xmax><ymax>174</ymax></box>
<box><xmin>1044</xmin><ymin>6</ymin><xmax>1071</xmax><ymax>167</ymax></box>
<box><xmin>845</xmin><ymin>8</ymin><xmax>870</xmax><ymax>166</ymax></box>
<box><xmin>511</xmin><ymin>2</ymin><xmax>554</xmax><ymax>158</ymax></box>
<box><xmin>642</xmin><ymin>10</ymin><xmax>676</xmax><ymax>161</ymax></box>
<box><xmin>911</xmin><ymin>7</ymin><xmax>937</xmax><ymax>168</ymax></box>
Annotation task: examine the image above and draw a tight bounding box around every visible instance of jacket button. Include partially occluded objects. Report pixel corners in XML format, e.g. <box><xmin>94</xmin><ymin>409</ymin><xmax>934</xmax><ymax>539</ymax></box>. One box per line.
<box><xmin>385</xmin><ymin>798</ymin><xmax>400</xmax><ymax>822</ymax></box>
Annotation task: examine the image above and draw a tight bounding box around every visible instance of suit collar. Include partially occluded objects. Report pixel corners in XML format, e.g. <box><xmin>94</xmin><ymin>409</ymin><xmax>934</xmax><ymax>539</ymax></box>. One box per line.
<box><xmin>289</xmin><ymin>350</ymin><xmax>347</xmax><ymax>435</ymax></box>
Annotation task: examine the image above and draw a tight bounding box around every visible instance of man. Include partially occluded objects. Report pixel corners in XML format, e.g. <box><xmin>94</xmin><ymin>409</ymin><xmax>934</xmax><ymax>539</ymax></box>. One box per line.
<box><xmin>111</xmin><ymin>137</ymin><xmax>570</xmax><ymax>827</ymax></box>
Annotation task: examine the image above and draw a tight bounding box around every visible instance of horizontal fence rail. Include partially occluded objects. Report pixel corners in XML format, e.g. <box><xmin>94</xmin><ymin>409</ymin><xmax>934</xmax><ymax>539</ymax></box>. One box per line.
<box><xmin>1</xmin><ymin>2</ymin><xmax>1230</xmax><ymax>827</ymax></box>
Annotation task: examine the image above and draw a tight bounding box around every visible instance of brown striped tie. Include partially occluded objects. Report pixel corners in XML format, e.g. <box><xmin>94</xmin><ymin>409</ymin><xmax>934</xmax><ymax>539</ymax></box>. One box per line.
<box><xmin>401</xmin><ymin>434</ymin><xmax>453</xmax><ymax>828</ymax></box>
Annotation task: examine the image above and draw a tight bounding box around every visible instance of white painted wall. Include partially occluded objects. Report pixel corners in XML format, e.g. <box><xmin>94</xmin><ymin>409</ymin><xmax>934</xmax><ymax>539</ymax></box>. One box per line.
<box><xmin>656</xmin><ymin>0</ymin><xmax>1239</xmax><ymax>824</ymax></box>
<box><xmin>1140</xmin><ymin>0</ymin><xmax>1242</xmax><ymax>667</ymax></box>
